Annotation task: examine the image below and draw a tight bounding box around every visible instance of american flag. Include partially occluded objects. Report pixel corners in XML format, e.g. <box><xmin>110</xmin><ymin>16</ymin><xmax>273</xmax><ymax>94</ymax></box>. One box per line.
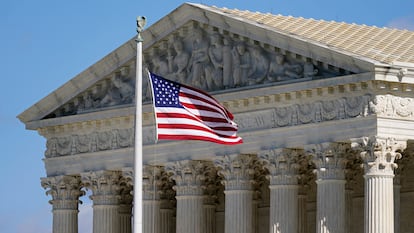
<box><xmin>148</xmin><ymin>72</ymin><xmax>243</xmax><ymax>145</ymax></box>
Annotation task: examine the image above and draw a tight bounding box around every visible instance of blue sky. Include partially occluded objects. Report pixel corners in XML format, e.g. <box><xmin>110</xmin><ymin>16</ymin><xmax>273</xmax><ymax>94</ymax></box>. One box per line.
<box><xmin>2</xmin><ymin>0</ymin><xmax>413</xmax><ymax>232</ymax></box>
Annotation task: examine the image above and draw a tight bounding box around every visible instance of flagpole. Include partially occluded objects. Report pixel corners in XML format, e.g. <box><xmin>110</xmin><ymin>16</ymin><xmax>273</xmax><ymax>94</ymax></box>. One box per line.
<box><xmin>134</xmin><ymin>16</ymin><xmax>146</xmax><ymax>233</ymax></box>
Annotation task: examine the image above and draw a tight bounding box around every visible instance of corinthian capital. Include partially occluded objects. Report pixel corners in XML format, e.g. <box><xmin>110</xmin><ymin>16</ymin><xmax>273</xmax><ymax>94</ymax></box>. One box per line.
<box><xmin>307</xmin><ymin>142</ymin><xmax>348</xmax><ymax>180</ymax></box>
<box><xmin>143</xmin><ymin>165</ymin><xmax>162</xmax><ymax>200</ymax></box>
<box><xmin>259</xmin><ymin>148</ymin><xmax>302</xmax><ymax>185</ymax></box>
<box><xmin>41</xmin><ymin>175</ymin><xmax>84</xmax><ymax>209</ymax></box>
<box><xmin>215</xmin><ymin>154</ymin><xmax>257</xmax><ymax>190</ymax></box>
<box><xmin>81</xmin><ymin>170</ymin><xmax>123</xmax><ymax>205</ymax></box>
<box><xmin>165</xmin><ymin>160</ymin><xmax>211</xmax><ymax>195</ymax></box>
<box><xmin>352</xmin><ymin>136</ymin><xmax>406</xmax><ymax>175</ymax></box>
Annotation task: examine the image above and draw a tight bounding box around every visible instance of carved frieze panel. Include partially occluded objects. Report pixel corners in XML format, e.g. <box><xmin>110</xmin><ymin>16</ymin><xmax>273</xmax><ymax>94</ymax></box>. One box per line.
<box><xmin>236</xmin><ymin>94</ymin><xmax>372</xmax><ymax>131</ymax></box>
<box><xmin>44</xmin><ymin>21</ymin><xmax>353</xmax><ymax>119</ymax></box>
<box><xmin>44</xmin><ymin>93</ymin><xmax>375</xmax><ymax>158</ymax></box>
<box><xmin>369</xmin><ymin>94</ymin><xmax>414</xmax><ymax>119</ymax></box>
<box><xmin>45</xmin><ymin>128</ymin><xmax>134</xmax><ymax>158</ymax></box>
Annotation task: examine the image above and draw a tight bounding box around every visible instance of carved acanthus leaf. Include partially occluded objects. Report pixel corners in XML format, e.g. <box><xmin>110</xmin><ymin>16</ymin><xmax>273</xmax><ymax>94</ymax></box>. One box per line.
<box><xmin>41</xmin><ymin>175</ymin><xmax>84</xmax><ymax>209</ymax></box>
<box><xmin>352</xmin><ymin>137</ymin><xmax>407</xmax><ymax>175</ymax></box>
<box><xmin>215</xmin><ymin>154</ymin><xmax>257</xmax><ymax>190</ymax></box>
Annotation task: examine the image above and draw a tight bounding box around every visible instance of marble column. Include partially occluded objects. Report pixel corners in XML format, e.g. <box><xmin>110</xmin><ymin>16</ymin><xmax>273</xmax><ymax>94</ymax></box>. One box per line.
<box><xmin>297</xmin><ymin>154</ymin><xmax>314</xmax><ymax>233</ymax></box>
<box><xmin>120</xmin><ymin>170</ymin><xmax>133</xmax><ymax>233</ymax></box>
<box><xmin>298</xmin><ymin>193</ymin><xmax>307</xmax><ymax>233</ymax></box>
<box><xmin>393</xmin><ymin>175</ymin><xmax>401</xmax><ymax>233</ymax></box>
<box><xmin>260</xmin><ymin>149</ymin><xmax>302</xmax><ymax>233</ymax></box>
<box><xmin>166</xmin><ymin>160</ymin><xmax>210</xmax><ymax>233</ymax></box>
<box><xmin>41</xmin><ymin>175</ymin><xmax>84</xmax><ymax>233</ymax></box>
<box><xmin>143</xmin><ymin>165</ymin><xmax>162</xmax><ymax>233</ymax></box>
<box><xmin>344</xmin><ymin>151</ymin><xmax>361</xmax><ymax>233</ymax></box>
<box><xmin>310</xmin><ymin>142</ymin><xmax>348</xmax><ymax>233</ymax></box>
<box><xmin>119</xmin><ymin>188</ymin><xmax>133</xmax><ymax>233</ymax></box>
<box><xmin>215</xmin><ymin>154</ymin><xmax>257</xmax><ymax>233</ymax></box>
<box><xmin>204</xmin><ymin>165</ymin><xmax>220</xmax><ymax>233</ymax></box>
<box><xmin>159</xmin><ymin>170</ymin><xmax>176</xmax><ymax>233</ymax></box>
<box><xmin>356</xmin><ymin>137</ymin><xmax>406</xmax><ymax>233</ymax></box>
<box><xmin>159</xmin><ymin>204</ymin><xmax>174</xmax><ymax>233</ymax></box>
<box><xmin>344</xmin><ymin>188</ymin><xmax>353</xmax><ymax>233</ymax></box>
<box><xmin>82</xmin><ymin>171</ymin><xmax>123</xmax><ymax>233</ymax></box>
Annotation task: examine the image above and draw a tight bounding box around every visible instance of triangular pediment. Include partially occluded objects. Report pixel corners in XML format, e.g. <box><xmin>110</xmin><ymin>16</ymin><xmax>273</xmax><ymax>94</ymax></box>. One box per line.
<box><xmin>19</xmin><ymin>2</ymin><xmax>413</xmax><ymax>125</ymax></box>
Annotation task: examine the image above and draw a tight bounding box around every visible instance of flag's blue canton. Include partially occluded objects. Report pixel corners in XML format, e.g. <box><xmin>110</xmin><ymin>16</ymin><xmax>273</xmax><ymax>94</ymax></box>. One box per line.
<box><xmin>151</xmin><ymin>75</ymin><xmax>182</xmax><ymax>108</ymax></box>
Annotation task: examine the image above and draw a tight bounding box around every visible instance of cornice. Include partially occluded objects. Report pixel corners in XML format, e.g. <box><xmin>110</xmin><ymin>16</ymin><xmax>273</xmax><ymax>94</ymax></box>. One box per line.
<box><xmin>36</xmin><ymin>77</ymin><xmax>414</xmax><ymax>159</ymax></box>
<box><xmin>32</xmin><ymin>74</ymin><xmax>413</xmax><ymax>134</ymax></box>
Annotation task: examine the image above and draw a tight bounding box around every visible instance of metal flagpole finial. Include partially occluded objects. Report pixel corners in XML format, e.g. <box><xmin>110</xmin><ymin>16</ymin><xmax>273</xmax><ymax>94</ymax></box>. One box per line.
<box><xmin>136</xmin><ymin>16</ymin><xmax>146</xmax><ymax>42</ymax></box>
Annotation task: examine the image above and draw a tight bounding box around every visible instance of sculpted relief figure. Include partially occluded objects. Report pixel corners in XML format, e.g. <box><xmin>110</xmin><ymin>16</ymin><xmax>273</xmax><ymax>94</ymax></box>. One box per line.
<box><xmin>99</xmin><ymin>69</ymin><xmax>134</xmax><ymax>107</ymax></box>
<box><xmin>151</xmin><ymin>49</ymin><xmax>169</xmax><ymax>77</ymax></box>
<box><xmin>187</xmin><ymin>28</ymin><xmax>213</xmax><ymax>90</ymax></box>
<box><xmin>168</xmin><ymin>39</ymin><xmax>190</xmax><ymax>84</ymax></box>
<box><xmin>303</xmin><ymin>61</ymin><xmax>319</xmax><ymax>79</ymax></box>
<box><xmin>47</xmin><ymin>25</ymin><xmax>351</xmax><ymax>119</ymax></box>
<box><xmin>144</xmin><ymin>29</ymin><xmax>331</xmax><ymax>93</ymax></box>
<box><xmin>248</xmin><ymin>47</ymin><xmax>270</xmax><ymax>85</ymax></box>
<box><xmin>267</xmin><ymin>53</ymin><xmax>302</xmax><ymax>82</ymax></box>
<box><xmin>208</xmin><ymin>33</ymin><xmax>225</xmax><ymax>90</ymax></box>
<box><xmin>232</xmin><ymin>42</ymin><xmax>251</xmax><ymax>87</ymax></box>
<box><xmin>222</xmin><ymin>37</ymin><xmax>233</xmax><ymax>89</ymax></box>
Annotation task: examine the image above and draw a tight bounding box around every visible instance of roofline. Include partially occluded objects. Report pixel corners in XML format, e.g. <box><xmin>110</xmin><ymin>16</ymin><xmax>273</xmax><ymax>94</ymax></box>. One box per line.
<box><xmin>19</xmin><ymin>2</ymin><xmax>400</xmax><ymax>125</ymax></box>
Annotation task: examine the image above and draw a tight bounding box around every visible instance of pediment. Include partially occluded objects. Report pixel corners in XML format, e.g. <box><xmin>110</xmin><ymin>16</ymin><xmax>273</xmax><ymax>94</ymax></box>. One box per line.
<box><xmin>42</xmin><ymin>24</ymin><xmax>358</xmax><ymax>120</ymax></box>
<box><xmin>19</xmin><ymin>3</ymin><xmax>375</xmax><ymax>124</ymax></box>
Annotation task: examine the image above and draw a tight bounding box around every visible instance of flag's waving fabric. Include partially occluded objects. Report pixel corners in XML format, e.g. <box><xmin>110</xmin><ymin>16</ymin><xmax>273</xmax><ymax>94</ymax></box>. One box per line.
<box><xmin>148</xmin><ymin>72</ymin><xmax>243</xmax><ymax>145</ymax></box>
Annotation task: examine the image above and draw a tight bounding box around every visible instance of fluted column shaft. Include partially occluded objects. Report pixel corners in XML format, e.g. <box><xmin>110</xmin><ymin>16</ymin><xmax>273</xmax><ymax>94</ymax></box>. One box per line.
<box><xmin>143</xmin><ymin>166</ymin><xmax>162</xmax><ymax>233</ymax></box>
<box><xmin>260</xmin><ymin>148</ymin><xmax>302</xmax><ymax>233</ymax></box>
<box><xmin>82</xmin><ymin>171</ymin><xmax>123</xmax><ymax>233</ymax></box>
<box><xmin>269</xmin><ymin>185</ymin><xmax>298</xmax><ymax>233</ymax></box>
<box><xmin>364</xmin><ymin>174</ymin><xmax>394</xmax><ymax>233</ymax></box>
<box><xmin>176</xmin><ymin>195</ymin><xmax>205</xmax><ymax>233</ymax></box>
<box><xmin>394</xmin><ymin>176</ymin><xmax>401</xmax><ymax>233</ymax></box>
<box><xmin>166</xmin><ymin>160</ymin><xmax>210</xmax><ymax>233</ymax></box>
<box><xmin>316</xmin><ymin>180</ymin><xmax>346</xmax><ymax>233</ymax></box>
<box><xmin>143</xmin><ymin>200</ymin><xmax>161</xmax><ymax>233</ymax></box>
<box><xmin>93</xmin><ymin>205</ymin><xmax>120</xmax><ymax>233</ymax></box>
<box><xmin>204</xmin><ymin>204</ymin><xmax>216</xmax><ymax>233</ymax></box>
<box><xmin>215</xmin><ymin>154</ymin><xmax>257</xmax><ymax>233</ymax></box>
<box><xmin>298</xmin><ymin>194</ymin><xmax>307</xmax><ymax>233</ymax></box>
<box><xmin>224</xmin><ymin>189</ymin><xmax>254</xmax><ymax>233</ymax></box>
<box><xmin>310</xmin><ymin>143</ymin><xmax>348</xmax><ymax>233</ymax></box>
<box><xmin>41</xmin><ymin>176</ymin><xmax>84</xmax><ymax>233</ymax></box>
<box><xmin>356</xmin><ymin>137</ymin><xmax>406</xmax><ymax>233</ymax></box>
<box><xmin>344</xmin><ymin>188</ymin><xmax>353</xmax><ymax>233</ymax></box>
<box><xmin>119</xmin><ymin>203</ymin><xmax>132</xmax><ymax>233</ymax></box>
<box><xmin>160</xmin><ymin>208</ymin><xmax>174</xmax><ymax>233</ymax></box>
<box><xmin>159</xmin><ymin>169</ymin><xmax>176</xmax><ymax>233</ymax></box>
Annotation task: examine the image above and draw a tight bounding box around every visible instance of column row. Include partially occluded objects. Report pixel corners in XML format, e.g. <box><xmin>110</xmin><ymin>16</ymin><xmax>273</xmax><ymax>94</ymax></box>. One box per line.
<box><xmin>41</xmin><ymin>137</ymin><xmax>407</xmax><ymax>233</ymax></box>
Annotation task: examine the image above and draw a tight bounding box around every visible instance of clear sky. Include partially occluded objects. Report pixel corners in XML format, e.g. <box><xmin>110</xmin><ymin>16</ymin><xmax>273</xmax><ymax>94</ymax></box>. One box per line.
<box><xmin>2</xmin><ymin>0</ymin><xmax>413</xmax><ymax>232</ymax></box>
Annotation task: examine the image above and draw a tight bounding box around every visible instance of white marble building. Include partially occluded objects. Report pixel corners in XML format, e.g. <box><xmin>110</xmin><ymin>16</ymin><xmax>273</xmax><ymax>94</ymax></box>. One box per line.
<box><xmin>18</xmin><ymin>3</ymin><xmax>414</xmax><ymax>233</ymax></box>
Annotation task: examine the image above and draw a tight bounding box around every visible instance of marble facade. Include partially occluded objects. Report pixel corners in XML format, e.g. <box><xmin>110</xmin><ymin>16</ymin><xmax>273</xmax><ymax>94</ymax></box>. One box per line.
<box><xmin>18</xmin><ymin>3</ymin><xmax>414</xmax><ymax>233</ymax></box>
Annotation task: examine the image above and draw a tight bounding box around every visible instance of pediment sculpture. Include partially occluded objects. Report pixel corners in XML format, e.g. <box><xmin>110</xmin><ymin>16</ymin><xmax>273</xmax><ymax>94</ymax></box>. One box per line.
<box><xmin>45</xmin><ymin>21</ymin><xmax>353</xmax><ymax>119</ymax></box>
<box><xmin>145</xmin><ymin>22</ymin><xmax>350</xmax><ymax>92</ymax></box>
